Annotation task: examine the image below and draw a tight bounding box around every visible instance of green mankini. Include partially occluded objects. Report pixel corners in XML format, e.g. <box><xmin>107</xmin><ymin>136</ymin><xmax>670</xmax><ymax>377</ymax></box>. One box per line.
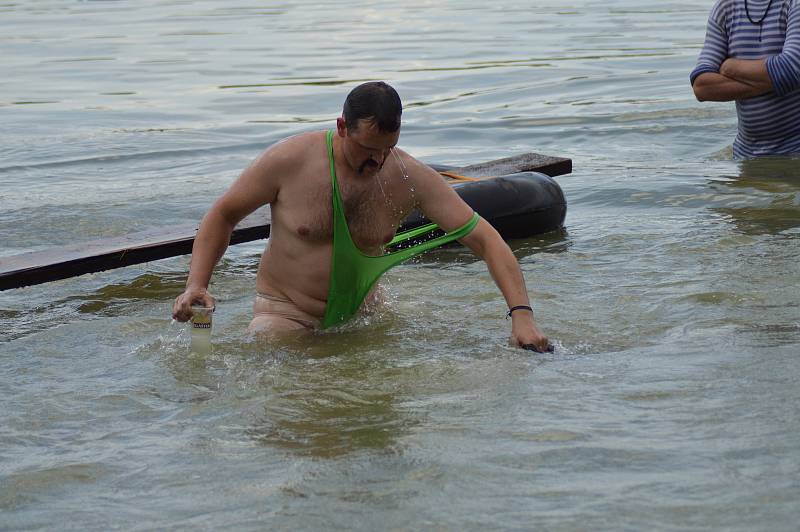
<box><xmin>322</xmin><ymin>129</ymin><xmax>480</xmax><ymax>328</ymax></box>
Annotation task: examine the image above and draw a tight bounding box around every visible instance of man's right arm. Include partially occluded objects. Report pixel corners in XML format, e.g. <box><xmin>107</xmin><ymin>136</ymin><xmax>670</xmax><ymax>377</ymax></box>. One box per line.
<box><xmin>172</xmin><ymin>145</ymin><xmax>284</xmax><ymax>321</ymax></box>
<box><xmin>171</xmin><ymin>199</ymin><xmax>245</xmax><ymax>321</ymax></box>
<box><xmin>692</xmin><ymin>70</ymin><xmax>772</xmax><ymax>101</ymax></box>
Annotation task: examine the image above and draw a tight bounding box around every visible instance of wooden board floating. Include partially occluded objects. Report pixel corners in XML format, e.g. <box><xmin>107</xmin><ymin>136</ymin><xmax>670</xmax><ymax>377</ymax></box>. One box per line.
<box><xmin>0</xmin><ymin>152</ymin><xmax>571</xmax><ymax>291</ymax></box>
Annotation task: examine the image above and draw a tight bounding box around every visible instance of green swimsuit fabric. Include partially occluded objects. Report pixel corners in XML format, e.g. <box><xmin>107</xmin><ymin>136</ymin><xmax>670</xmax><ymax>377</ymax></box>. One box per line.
<box><xmin>322</xmin><ymin>129</ymin><xmax>480</xmax><ymax>328</ymax></box>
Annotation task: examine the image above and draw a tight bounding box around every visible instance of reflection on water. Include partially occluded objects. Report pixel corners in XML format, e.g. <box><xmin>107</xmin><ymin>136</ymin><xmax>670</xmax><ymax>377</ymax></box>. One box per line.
<box><xmin>77</xmin><ymin>274</ymin><xmax>187</xmax><ymax>314</ymax></box>
<box><xmin>248</xmin><ymin>367</ymin><xmax>406</xmax><ymax>458</ymax></box>
<box><xmin>738</xmin><ymin>157</ymin><xmax>800</xmax><ymax>181</ymax></box>
<box><xmin>711</xmin><ymin>157</ymin><xmax>800</xmax><ymax>235</ymax></box>
<box><xmin>152</xmin><ymin>323</ymin><xmax>414</xmax><ymax>459</ymax></box>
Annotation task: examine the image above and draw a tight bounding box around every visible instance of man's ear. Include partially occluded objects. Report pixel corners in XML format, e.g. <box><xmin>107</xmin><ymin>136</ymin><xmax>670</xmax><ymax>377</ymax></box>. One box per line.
<box><xmin>336</xmin><ymin>117</ymin><xmax>347</xmax><ymax>137</ymax></box>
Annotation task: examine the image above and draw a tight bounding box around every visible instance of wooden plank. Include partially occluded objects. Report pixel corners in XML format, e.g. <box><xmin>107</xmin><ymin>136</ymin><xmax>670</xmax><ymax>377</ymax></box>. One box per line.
<box><xmin>0</xmin><ymin>208</ymin><xmax>271</xmax><ymax>291</ymax></box>
<box><xmin>430</xmin><ymin>152</ymin><xmax>571</xmax><ymax>179</ymax></box>
<box><xmin>460</xmin><ymin>152</ymin><xmax>571</xmax><ymax>178</ymax></box>
<box><xmin>0</xmin><ymin>152</ymin><xmax>571</xmax><ymax>291</ymax></box>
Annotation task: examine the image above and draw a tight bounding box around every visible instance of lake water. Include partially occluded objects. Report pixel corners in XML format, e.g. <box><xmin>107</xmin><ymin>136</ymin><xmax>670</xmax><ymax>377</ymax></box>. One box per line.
<box><xmin>2</xmin><ymin>1</ymin><xmax>799</xmax><ymax>530</ymax></box>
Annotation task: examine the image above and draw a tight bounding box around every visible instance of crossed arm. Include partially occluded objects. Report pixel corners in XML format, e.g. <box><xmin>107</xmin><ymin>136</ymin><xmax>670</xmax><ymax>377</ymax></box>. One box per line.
<box><xmin>692</xmin><ymin>1</ymin><xmax>800</xmax><ymax>101</ymax></box>
<box><xmin>692</xmin><ymin>58</ymin><xmax>773</xmax><ymax>101</ymax></box>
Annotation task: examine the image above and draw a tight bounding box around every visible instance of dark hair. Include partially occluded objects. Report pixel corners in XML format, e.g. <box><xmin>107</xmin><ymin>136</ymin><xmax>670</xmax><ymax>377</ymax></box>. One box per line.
<box><xmin>343</xmin><ymin>81</ymin><xmax>402</xmax><ymax>133</ymax></box>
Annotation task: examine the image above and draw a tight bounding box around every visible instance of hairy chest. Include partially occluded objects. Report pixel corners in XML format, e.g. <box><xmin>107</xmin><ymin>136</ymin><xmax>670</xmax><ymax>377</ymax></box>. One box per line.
<box><xmin>277</xmin><ymin>175</ymin><xmax>414</xmax><ymax>252</ymax></box>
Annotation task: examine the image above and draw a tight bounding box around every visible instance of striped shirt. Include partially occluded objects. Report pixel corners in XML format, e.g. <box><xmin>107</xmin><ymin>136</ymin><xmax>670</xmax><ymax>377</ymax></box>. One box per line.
<box><xmin>691</xmin><ymin>0</ymin><xmax>800</xmax><ymax>158</ymax></box>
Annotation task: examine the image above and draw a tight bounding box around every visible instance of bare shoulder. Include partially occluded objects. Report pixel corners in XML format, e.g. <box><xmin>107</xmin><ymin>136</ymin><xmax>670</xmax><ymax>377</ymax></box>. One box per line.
<box><xmin>251</xmin><ymin>130</ymin><xmax>327</xmax><ymax>178</ymax></box>
<box><xmin>390</xmin><ymin>147</ymin><xmax>473</xmax><ymax>231</ymax></box>
<box><xmin>389</xmin><ymin>147</ymin><xmax>442</xmax><ymax>186</ymax></box>
<box><xmin>218</xmin><ymin>131</ymin><xmax>327</xmax><ymax>213</ymax></box>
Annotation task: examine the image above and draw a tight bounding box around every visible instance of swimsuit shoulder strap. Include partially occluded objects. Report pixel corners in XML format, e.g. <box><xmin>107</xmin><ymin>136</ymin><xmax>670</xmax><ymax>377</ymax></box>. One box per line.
<box><xmin>326</xmin><ymin>129</ymin><xmax>344</xmax><ymax>224</ymax></box>
<box><xmin>326</xmin><ymin>129</ymin><xmax>359</xmax><ymax>249</ymax></box>
<box><xmin>383</xmin><ymin>213</ymin><xmax>480</xmax><ymax>264</ymax></box>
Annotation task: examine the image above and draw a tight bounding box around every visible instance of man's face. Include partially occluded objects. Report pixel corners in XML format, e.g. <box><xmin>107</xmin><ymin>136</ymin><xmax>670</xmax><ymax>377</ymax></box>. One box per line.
<box><xmin>341</xmin><ymin>118</ymin><xmax>400</xmax><ymax>177</ymax></box>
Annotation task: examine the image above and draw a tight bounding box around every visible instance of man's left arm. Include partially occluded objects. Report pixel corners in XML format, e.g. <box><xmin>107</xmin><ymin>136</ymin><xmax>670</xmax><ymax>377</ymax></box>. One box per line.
<box><xmin>458</xmin><ymin>219</ymin><xmax>550</xmax><ymax>352</ymax></box>
<box><xmin>766</xmin><ymin>1</ymin><xmax>800</xmax><ymax>96</ymax></box>
<box><xmin>407</xmin><ymin>156</ymin><xmax>550</xmax><ymax>352</ymax></box>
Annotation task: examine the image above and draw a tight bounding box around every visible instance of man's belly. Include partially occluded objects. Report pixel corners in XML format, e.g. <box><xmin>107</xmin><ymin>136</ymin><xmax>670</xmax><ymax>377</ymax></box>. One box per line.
<box><xmin>255</xmin><ymin>246</ymin><xmax>331</xmax><ymax>319</ymax></box>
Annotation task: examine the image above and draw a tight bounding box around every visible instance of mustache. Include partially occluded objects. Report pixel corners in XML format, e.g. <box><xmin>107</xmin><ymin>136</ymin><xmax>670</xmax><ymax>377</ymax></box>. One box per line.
<box><xmin>358</xmin><ymin>157</ymin><xmax>384</xmax><ymax>174</ymax></box>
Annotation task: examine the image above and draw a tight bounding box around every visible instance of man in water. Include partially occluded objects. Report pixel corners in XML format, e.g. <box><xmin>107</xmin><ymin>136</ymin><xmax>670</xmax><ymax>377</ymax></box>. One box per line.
<box><xmin>172</xmin><ymin>81</ymin><xmax>550</xmax><ymax>351</ymax></box>
<box><xmin>690</xmin><ymin>0</ymin><xmax>800</xmax><ymax>157</ymax></box>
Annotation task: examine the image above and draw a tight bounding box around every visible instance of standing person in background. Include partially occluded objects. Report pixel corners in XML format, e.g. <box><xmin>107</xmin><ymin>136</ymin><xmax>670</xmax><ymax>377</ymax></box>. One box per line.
<box><xmin>691</xmin><ymin>0</ymin><xmax>800</xmax><ymax>158</ymax></box>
